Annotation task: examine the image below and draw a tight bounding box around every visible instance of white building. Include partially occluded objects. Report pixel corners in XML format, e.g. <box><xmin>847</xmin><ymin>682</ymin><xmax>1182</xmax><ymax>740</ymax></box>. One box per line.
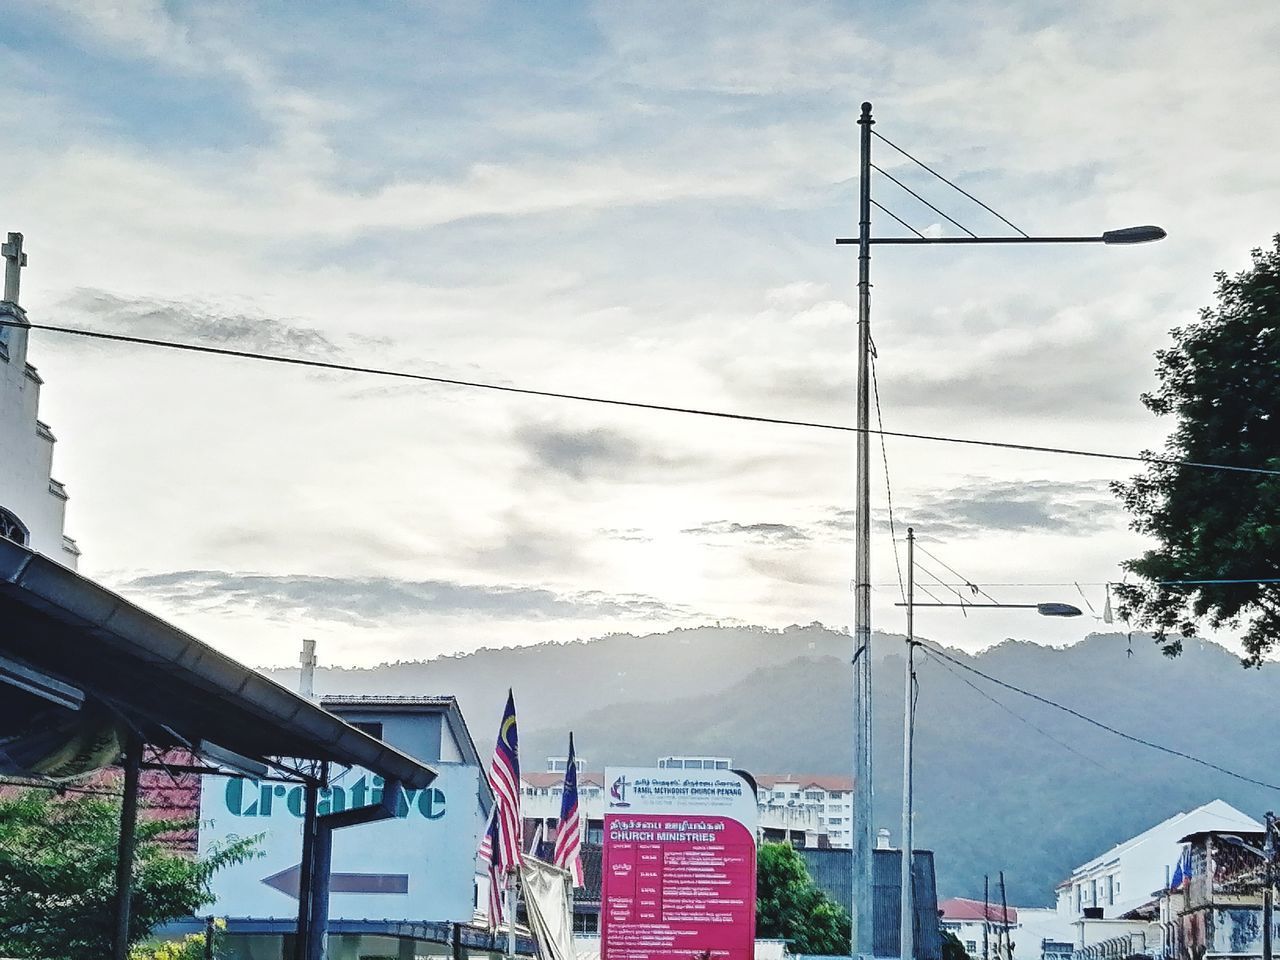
<box><xmin>0</xmin><ymin>232</ymin><xmax>79</xmax><ymax>568</ymax></box>
<box><xmin>754</xmin><ymin>773</ymin><xmax>854</xmax><ymax>847</ymax></box>
<box><xmin>939</xmin><ymin>897</ymin><xmax>1016</xmax><ymax>959</ymax></box>
<box><xmin>1048</xmin><ymin>800</ymin><xmax>1261</xmax><ymax>960</ymax></box>
<box><xmin>1055</xmin><ymin>799</ymin><xmax>1260</xmax><ymax>925</ymax></box>
<box><xmin>519</xmin><ymin>756</ymin><xmax>851</xmax><ymax>849</ymax></box>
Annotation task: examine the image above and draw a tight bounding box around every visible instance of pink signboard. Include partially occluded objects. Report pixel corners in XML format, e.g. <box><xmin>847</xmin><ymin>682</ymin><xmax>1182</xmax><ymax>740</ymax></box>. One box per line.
<box><xmin>602</xmin><ymin>768</ymin><xmax>757</xmax><ymax>960</ymax></box>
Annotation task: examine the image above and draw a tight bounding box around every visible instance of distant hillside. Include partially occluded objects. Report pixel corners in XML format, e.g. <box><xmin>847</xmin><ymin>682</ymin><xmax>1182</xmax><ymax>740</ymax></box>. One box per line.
<box><xmin>270</xmin><ymin>624</ymin><xmax>1280</xmax><ymax>905</ymax></box>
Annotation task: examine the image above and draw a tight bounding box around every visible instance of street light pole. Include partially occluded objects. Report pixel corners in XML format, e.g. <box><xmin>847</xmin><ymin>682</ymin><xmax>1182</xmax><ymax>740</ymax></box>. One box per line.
<box><xmin>841</xmin><ymin>103</ymin><xmax>1163</xmax><ymax>960</ymax></box>
<box><xmin>1265</xmin><ymin>812</ymin><xmax>1275</xmax><ymax>960</ymax></box>
<box><xmin>899</xmin><ymin>528</ymin><xmax>916</xmax><ymax>960</ymax></box>
<box><xmin>894</xmin><ymin>542</ymin><xmax>1082</xmax><ymax>960</ymax></box>
<box><xmin>852</xmin><ymin>99</ymin><xmax>876</xmax><ymax>960</ymax></box>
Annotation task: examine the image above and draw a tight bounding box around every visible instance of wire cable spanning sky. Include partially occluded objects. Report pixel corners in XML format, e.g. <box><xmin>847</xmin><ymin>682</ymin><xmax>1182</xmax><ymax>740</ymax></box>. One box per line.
<box><xmin>6</xmin><ymin>319</ymin><xmax>1278</xmax><ymax>479</ymax></box>
<box><xmin>923</xmin><ymin>644</ymin><xmax>1280</xmax><ymax>791</ymax></box>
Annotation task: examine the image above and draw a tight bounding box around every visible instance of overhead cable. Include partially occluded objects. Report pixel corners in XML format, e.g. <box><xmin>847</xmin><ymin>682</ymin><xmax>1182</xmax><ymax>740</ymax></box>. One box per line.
<box><xmin>922</xmin><ymin>647</ymin><xmax>1113</xmax><ymax>773</ymax></box>
<box><xmin>5</xmin><ymin>318</ymin><xmax>1279</xmax><ymax>478</ymax></box>
<box><xmin>925</xmin><ymin>645</ymin><xmax>1280</xmax><ymax>791</ymax></box>
<box><xmin>871</xmin><ymin>351</ymin><xmax>907</xmax><ymax>603</ymax></box>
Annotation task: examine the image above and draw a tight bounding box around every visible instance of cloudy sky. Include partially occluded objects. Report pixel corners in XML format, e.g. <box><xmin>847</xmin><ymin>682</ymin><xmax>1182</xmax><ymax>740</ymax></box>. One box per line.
<box><xmin>4</xmin><ymin>1</ymin><xmax>1277</xmax><ymax>667</ymax></box>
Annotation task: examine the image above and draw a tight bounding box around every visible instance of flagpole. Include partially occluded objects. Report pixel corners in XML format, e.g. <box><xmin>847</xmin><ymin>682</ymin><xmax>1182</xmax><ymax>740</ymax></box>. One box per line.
<box><xmin>506</xmin><ymin>869</ymin><xmax>516</xmax><ymax>959</ymax></box>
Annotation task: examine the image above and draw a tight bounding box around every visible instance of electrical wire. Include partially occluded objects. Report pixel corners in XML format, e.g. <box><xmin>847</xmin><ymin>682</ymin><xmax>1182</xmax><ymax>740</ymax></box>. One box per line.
<box><xmin>0</xmin><ymin>776</ymin><xmax>122</xmax><ymax>798</ymax></box>
<box><xmin>871</xmin><ymin>351</ymin><xmax>907</xmax><ymax>603</ymax></box>
<box><xmin>5</xmin><ymin>318</ymin><xmax>1278</xmax><ymax>478</ymax></box>
<box><xmin>871</xmin><ymin>163</ymin><xmax>978</xmax><ymax>238</ymax></box>
<box><xmin>921</xmin><ymin>647</ymin><xmax>1114</xmax><ymax>773</ymax></box>
<box><xmin>925</xmin><ymin>645</ymin><xmax>1280</xmax><ymax>791</ymax></box>
<box><xmin>871</xmin><ymin>130</ymin><xmax>1030</xmax><ymax>238</ymax></box>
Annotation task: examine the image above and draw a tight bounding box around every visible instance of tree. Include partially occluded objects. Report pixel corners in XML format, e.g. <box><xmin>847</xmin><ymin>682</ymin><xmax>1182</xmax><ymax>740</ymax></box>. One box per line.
<box><xmin>941</xmin><ymin>929</ymin><xmax>972</xmax><ymax>960</ymax></box>
<box><xmin>1113</xmin><ymin>236</ymin><xmax>1280</xmax><ymax>665</ymax></box>
<box><xmin>0</xmin><ymin>790</ymin><xmax>257</xmax><ymax>959</ymax></box>
<box><xmin>755</xmin><ymin>842</ymin><xmax>851</xmax><ymax>955</ymax></box>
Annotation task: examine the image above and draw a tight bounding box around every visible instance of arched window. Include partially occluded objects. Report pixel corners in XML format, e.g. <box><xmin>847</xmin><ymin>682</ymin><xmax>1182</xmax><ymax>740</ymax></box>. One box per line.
<box><xmin>0</xmin><ymin>508</ymin><xmax>28</xmax><ymax>547</ymax></box>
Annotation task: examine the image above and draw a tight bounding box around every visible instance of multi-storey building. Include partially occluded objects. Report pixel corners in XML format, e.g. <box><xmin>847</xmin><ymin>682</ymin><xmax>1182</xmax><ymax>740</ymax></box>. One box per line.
<box><xmin>519</xmin><ymin>755</ymin><xmax>852</xmax><ymax>849</ymax></box>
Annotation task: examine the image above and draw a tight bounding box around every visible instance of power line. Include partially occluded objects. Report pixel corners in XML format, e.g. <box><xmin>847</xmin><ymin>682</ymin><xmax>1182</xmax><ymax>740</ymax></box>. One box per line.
<box><xmin>871</xmin><ymin>130</ymin><xmax>1030</xmax><ymax>238</ymax></box>
<box><xmin>871</xmin><ymin>351</ymin><xmax>907</xmax><ymax>603</ymax></box>
<box><xmin>926</xmin><ymin>645</ymin><xmax>1280</xmax><ymax>791</ymax></box>
<box><xmin>921</xmin><ymin>646</ymin><xmax>1114</xmax><ymax>773</ymax></box>
<box><xmin>0</xmin><ymin>776</ymin><xmax>122</xmax><ymax>798</ymax></box>
<box><xmin>7</xmin><ymin>317</ymin><xmax>1280</xmax><ymax>478</ymax></box>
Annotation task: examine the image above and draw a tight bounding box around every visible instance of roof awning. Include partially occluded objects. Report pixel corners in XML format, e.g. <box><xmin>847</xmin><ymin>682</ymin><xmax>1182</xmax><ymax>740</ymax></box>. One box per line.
<box><xmin>0</xmin><ymin>541</ymin><xmax>434</xmax><ymax>789</ymax></box>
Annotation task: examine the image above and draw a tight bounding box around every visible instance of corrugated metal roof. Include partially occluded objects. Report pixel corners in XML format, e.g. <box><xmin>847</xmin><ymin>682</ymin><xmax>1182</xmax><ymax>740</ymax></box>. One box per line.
<box><xmin>0</xmin><ymin>542</ymin><xmax>436</xmax><ymax>789</ymax></box>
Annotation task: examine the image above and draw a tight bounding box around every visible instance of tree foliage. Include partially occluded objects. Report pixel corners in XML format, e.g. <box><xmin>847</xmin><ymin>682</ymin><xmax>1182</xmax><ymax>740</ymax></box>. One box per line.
<box><xmin>1113</xmin><ymin>236</ymin><xmax>1280</xmax><ymax>664</ymax></box>
<box><xmin>755</xmin><ymin>842</ymin><xmax>851</xmax><ymax>955</ymax></box>
<box><xmin>0</xmin><ymin>790</ymin><xmax>256</xmax><ymax>960</ymax></box>
<box><xmin>941</xmin><ymin>929</ymin><xmax>972</xmax><ymax>960</ymax></box>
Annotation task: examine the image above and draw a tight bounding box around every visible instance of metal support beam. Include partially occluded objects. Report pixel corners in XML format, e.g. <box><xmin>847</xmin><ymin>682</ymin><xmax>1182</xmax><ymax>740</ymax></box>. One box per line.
<box><xmin>295</xmin><ymin>780</ymin><xmax>320</xmax><ymax>960</ymax></box>
<box><xmin>302</xmin><ymin>775</ymin><xmax>404</xmax><ymax>960</ymax></box>
<box><xmin>112</xmin><ymin>733</ymin><xmax>143</xmax><ymax>960</ymax></box>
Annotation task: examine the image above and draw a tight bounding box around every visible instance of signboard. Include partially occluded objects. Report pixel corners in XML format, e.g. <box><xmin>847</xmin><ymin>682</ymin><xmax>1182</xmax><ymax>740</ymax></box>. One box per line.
<box><xmin>199</xmin><ymin>763</ymin><xmax>482</xmax><ymax>921</ymax></box>
<box><xmin>602</xmin><ymin>766</ymin><xmax>757</xmax><ymax>960</ymax></box>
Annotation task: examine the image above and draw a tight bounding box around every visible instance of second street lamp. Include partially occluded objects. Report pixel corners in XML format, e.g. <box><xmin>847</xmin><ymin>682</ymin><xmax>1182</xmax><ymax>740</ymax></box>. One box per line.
<box><xmin>894</xmin><ymin>527</ymin><xmax>1082</xmax><ymax>960</ymax></box>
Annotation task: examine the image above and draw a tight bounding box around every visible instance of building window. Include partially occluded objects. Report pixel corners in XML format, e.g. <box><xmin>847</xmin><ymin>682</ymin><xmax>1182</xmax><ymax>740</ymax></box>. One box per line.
<box><xmin>966</xmin><ymin>943</ymin><xmax>977</xmax><ymax>954</ymax></box>
<box><xmin>0</xmin><ymin>508</ymin><xmax>28</xmax><ymax>547</ymax></box>
<box><xmin>351</xmin><ymin>721</ymin><xmax>383</xmax><ymax>740</ymax></box>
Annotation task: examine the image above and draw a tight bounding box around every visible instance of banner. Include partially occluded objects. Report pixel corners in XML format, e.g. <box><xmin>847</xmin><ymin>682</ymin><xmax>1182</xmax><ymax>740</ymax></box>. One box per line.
<box><xmin>602</xmin><ymin>767</ymin><xmax>757</xmax><ymax>960</ymax></box>
<box><xmin>199</xmin><ymin>763</ymin><xmax>482</xmax><ymax>922</ymax></box>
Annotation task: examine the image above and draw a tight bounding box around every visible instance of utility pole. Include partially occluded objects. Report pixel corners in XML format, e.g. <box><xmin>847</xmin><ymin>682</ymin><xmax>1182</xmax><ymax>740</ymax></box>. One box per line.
<box><xmin>851</xmin><ymin>98</ymin><xmax>876</xmax><ymax>960</ymax></box>
<box><xmin>983</xmin><ymin>875</ymin><xmax>991</xmax><ymax>960</ymax></box>
<box><xmin>899</xmin><ymin>528</ymin><xmax>916</xmax><ymax>960</ymax></box>
<box><xmin>1265</xmin><ymin>812</ymin><xmax>1275</xmax><ymax>960</ymax></box>
<box><xmin>999</xmin><ymin>872</ymin><xmax>1011</xmax><ymax>960</ymax></box>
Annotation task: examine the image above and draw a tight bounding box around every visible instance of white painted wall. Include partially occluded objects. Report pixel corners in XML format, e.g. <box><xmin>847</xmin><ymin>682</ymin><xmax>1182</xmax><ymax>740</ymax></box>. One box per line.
<box><xmin>0</xmin><ymin>303</ymin><xmax>78</xmax><ymax>568</ymax></box>
<box><xmin>1061</xmin><ymin>800</ymin><xmax>1260</xmax><ymax>921</ymax></box>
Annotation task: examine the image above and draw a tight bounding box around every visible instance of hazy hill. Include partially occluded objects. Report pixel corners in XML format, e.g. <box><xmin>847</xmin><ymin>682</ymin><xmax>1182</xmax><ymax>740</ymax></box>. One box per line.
<box><xmin>270</xmin><ymin>624</ymin><xmax>1280</xmax><ymax>905</ymax></box>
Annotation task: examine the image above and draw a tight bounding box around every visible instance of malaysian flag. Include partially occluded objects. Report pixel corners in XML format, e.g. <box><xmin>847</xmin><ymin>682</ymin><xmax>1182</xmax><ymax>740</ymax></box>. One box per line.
<box><xmin>478</xmin><ymin>690</ymin><xmax>522</xmax><ymax>929</ymax></box>
<box><xmin>553</xmin><ymin>732</ymin><xmax>584</xmax><ymax>887</ymax></box>
<box><xmin>482</xmin><ymin>811</ymin><xmax>505</xmax><ymax>928</ymax></box>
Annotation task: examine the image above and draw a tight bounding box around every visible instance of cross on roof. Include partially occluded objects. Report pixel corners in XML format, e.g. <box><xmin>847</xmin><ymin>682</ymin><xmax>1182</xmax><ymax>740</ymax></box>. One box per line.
<box><xmin>3</xmin><ymin>232</ymin><xmax>28</xmax><ymax>305</ymax></box>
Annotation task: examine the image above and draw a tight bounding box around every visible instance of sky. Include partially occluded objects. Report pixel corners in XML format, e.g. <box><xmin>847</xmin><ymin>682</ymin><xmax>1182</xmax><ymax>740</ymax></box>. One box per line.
<box><xmin>3</xmin><ymin>0</ymin><xmax>1278</xmax><ymax>668</ymax></box>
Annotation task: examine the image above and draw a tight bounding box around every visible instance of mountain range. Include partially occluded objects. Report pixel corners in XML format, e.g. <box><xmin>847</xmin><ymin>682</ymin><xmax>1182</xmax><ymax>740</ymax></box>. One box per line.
<box><xmin>267</xmin><ymin>623</ymin><xmax>1280</xmax><ymax>905</ymax></box>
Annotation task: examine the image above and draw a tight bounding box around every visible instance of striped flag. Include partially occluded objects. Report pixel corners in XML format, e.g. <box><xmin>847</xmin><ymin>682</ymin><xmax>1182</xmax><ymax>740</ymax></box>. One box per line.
<box><xmin>482</xmin><ymin>811</ymin><xmax>505</xmax><ymax>928</ymax></box>
<box><xmin>553</xmin><ymin>732</ymin><xmax>584</xmax><ymax>887</ymax></box>
<box><xmin>478</xmin><ymin>690</ymin><xmax>522</xmax><ymax>929</ymax></box>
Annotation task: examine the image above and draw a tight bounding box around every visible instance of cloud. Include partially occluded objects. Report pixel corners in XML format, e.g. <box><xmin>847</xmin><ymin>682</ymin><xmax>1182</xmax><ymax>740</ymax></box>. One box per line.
<box><xmin>63</xmin><ymin>289</ymin><xmax>340</xmax><ymax>357</ymax></box>
<box><xmin>882</xmin><ymin>478</ymin><xmax>1120</xmax><ymax>538</ymax></box>
<box><xmin>599</xmin><ymin>527</ymin><xmax>653</xmax><ymax>543</ymax></box>
<box><xmin>122</xmin><ymin>569</ymin><xmax>696</xmax><ymax>624</ymax></box>
<box><xmin>515</xmin><ymin>422</ymin><xmax>694</xmax><ymax>482</ymax></box>
<box><xmin>682</xmin><ymin>520</ymin><xmax>811</xmax><ymax>544</ymax></box>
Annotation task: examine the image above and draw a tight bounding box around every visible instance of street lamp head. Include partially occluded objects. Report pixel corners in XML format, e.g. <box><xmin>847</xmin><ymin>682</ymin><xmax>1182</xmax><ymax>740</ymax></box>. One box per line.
<box><xmin>1036</xmin><ymin>602</ymin><xmax>1084</xmax><ymax>618</ymax></box>
<box><xmin>1101</xmin><ymin>225</ymin><xmax>1167</xmax><ymax>245</ymax></box>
